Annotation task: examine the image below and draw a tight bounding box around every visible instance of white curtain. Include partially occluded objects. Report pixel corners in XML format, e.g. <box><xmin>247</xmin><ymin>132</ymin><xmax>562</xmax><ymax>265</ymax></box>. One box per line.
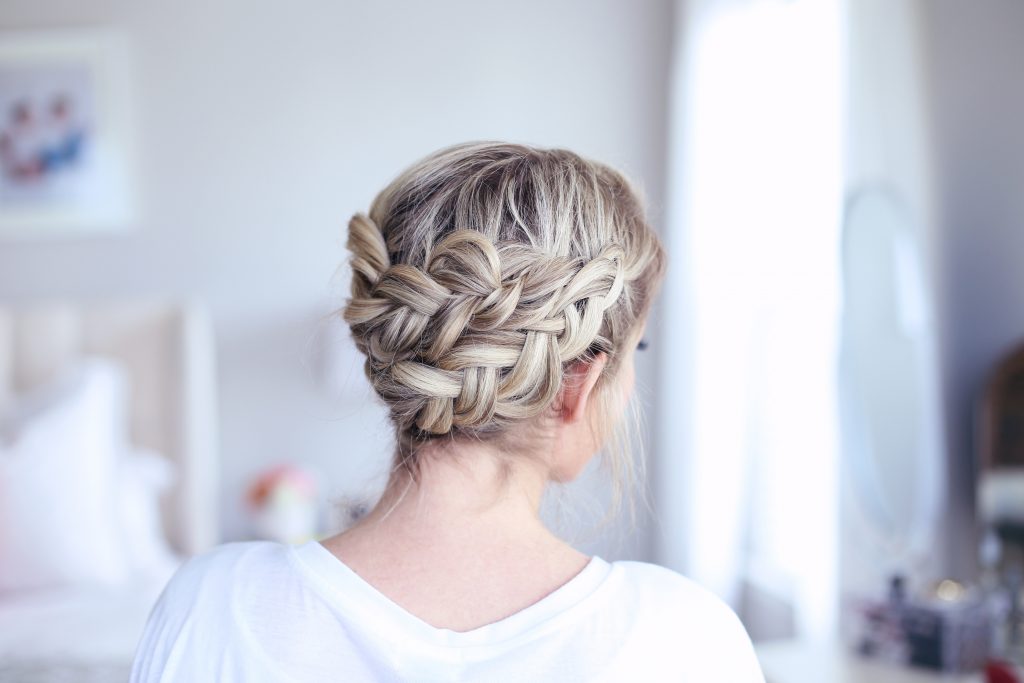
<box><xmin>655</xmin><ymin>0</ymin><xmax>844</xmax><ymax>640</ymax></box>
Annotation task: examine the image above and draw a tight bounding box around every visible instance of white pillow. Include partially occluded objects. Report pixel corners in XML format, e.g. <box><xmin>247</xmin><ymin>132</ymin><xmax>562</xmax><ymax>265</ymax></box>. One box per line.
<box><xmin>0</xmin><ymin>357</ymin><xmax>132</xmax><ymax>593</ymax></box>
<box><xmin>117</xmin><ymin>445</ymin><xmax>181</xmax><ymax>577</ymax></box>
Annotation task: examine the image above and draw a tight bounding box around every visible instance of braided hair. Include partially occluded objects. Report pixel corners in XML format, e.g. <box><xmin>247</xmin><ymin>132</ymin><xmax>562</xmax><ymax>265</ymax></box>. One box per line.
<box><xmin>340</xmin><ymin>141</ymin><xmax>665</xmax><ymax>471</ymax></box>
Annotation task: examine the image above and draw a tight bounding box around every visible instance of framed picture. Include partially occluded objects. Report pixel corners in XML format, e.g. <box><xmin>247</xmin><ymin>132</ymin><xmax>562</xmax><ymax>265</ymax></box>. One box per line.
<box><xmin>0</xmin><ymin>28</ymin><xmax>136</xmax><ymax>238</ymax></box>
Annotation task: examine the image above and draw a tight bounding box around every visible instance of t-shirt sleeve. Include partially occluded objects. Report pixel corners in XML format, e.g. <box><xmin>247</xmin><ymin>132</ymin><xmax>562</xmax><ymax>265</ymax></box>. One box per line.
<box><xmin>620</xmin><ymin>561</ymin><xmax>767</xmax><ymax>682</ymax></box>
<box><xmin>128</xmin><ymin>548</ymin><xmax>233</xmax><ymax>683</ymax></box>
<box><xmin>709</xmin><ymin>596</ymin><xmax>766</xmax><ymax>682</ymax></box>
<box><xmin>681</xmin><ymin>580</ymin><xmax>766</xmax><ymax>682</ymax></box>
<box><xmin>666</xmin><ymin>572</ymin><xmax>765</xmax><ymax>682</ymax></box>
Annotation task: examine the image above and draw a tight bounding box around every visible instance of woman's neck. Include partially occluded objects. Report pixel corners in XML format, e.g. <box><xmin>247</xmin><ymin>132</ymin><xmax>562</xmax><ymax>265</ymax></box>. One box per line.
<box><xmin>359</xmin><ymin>440</ymin><xmax>554</xmax><ymax>545</ymax></box>
<box><xmin>322</xmin><ymin>440</ymin><xmax>587</xmax><ymax>585</ymax></box>
<box><xmin>319</xmin><ymin>441</ymin><xmax>591</xmax><ymax>631</ymax></box>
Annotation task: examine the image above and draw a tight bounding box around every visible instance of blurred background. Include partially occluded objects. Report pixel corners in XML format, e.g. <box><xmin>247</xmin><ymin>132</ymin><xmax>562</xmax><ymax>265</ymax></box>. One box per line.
<box><xmin>1</xmin><ymin>0</ymin><xmax>1023</xmax><ymax>681</ymax></box>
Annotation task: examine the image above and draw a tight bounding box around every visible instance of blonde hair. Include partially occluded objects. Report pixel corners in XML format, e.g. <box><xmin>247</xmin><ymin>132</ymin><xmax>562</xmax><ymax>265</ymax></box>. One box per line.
<box><xmin>341</xmin><ymin>141</ymin><xmax>665</xmax><ymax>495</ymax></box>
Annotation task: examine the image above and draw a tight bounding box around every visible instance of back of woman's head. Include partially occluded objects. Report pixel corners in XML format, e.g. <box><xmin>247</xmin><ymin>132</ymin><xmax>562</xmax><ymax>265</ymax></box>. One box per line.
<box><xmin>342</xmin><ymin>141</ymin><xmax>665</xmax><ymax>475</ymax></box>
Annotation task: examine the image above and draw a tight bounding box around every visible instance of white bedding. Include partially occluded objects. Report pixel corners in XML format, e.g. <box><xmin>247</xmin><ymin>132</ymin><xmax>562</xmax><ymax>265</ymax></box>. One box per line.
<box><xmin>0</xmin><ymin>560</ymin><xmax>180</xmax><ymax>682</ymax></box>
<box><xmin>0</xmin><ymin>303</ymin><xmax>219</xmax><ymax>682</ymax></box>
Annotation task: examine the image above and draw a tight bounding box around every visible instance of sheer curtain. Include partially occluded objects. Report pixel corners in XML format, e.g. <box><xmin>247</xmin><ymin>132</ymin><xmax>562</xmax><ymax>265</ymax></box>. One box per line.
<box><xmin>654</xmin><ymin>0</ymin><xmax>844</xmax><ymax>640</ymax></box>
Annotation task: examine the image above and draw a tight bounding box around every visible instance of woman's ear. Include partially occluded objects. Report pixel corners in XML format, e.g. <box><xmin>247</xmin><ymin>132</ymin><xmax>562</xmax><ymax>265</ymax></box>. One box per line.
<box><xmin>555</xmin><ymin>352</ymin><xmax>609</xmax><ymax>424</ymax></box>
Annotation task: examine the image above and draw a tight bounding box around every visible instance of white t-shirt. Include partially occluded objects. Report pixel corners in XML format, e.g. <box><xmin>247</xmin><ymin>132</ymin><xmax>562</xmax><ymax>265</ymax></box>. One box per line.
<box><xmin>130</xmin><ymin>540</ymin><xmax>765</xmax><ymax>682</ymax></box>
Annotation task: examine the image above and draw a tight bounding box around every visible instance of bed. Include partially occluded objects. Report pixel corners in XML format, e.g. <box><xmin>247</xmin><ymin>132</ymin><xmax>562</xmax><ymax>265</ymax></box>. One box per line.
<box><xmin>0</xmin><ymin>299</ymin><xmax>219</xmax><ymax>681</ymax></box>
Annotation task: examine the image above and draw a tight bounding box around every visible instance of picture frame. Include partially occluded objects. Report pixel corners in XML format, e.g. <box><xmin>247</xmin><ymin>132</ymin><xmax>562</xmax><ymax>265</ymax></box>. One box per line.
<box><xmin>0</xmin><ymin>27</ymin><xmax>137</xmax><ymax>238</ymax></box>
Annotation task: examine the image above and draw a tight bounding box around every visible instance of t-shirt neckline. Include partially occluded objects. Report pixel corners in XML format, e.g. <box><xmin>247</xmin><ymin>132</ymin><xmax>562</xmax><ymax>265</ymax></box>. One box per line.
<box><xmin>288</xmin><ymin>539</ymin><xmax>614</xmax><ymax>650</ymax></box>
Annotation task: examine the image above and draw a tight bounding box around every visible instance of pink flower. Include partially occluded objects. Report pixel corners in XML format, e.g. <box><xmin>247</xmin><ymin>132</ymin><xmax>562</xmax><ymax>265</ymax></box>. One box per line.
<box><xmin>246</xmin><ymin>463</ymin><xmax>317</xmax><ymax>509</ymax></box>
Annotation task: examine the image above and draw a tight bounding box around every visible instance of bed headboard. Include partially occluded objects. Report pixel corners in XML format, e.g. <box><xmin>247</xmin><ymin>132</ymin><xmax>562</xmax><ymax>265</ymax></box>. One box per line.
<box><xmin>0</xmin><ymin>299</ymin><xmax>219</xmax><ymax>556</ymax></box>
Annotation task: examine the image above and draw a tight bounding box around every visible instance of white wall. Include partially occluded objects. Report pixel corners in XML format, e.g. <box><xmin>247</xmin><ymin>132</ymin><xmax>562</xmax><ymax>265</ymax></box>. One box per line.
<box><xmin>840</xmin><ymin>0</ymin><xmax>947</xmax><ymax>598</ymax></box>
<box><xmin>0</xmin><ymin>0</ymin><xmax>673</xmax><ymax>555</ymax></box>
<box><xmin>924</xmin><ymin>0</ymin><xmax>1024</xmax><ymax>580</ymax></box>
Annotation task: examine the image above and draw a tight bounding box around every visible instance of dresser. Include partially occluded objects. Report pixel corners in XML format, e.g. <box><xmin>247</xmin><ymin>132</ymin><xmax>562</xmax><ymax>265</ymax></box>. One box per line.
<box><xmin>755</xmin><ymin>640</ymin><xmax>987</xmax><ymax>683</ymax></box>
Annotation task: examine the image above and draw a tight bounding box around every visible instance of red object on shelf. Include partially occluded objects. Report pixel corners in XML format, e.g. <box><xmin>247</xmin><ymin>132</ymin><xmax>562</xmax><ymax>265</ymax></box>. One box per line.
<box><xmin>986</xmin><ymin>660</ymin><xmax>1022</xmax><ymax>683</ymax></box>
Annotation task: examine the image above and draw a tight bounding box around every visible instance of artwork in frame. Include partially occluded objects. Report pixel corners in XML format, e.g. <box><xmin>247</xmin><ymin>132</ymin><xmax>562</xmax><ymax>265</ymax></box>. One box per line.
<box><xmin>0</xmin><ymin>27</ymin><xmax>136</xmax><ymax>238</ymax></box>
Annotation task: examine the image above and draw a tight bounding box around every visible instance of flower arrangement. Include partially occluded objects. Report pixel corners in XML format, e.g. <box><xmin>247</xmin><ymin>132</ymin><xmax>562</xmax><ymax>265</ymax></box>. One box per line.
<box><xmin>245</xmin><ymin>463</ymin><xmax>319</xmax><ymax>544</ymax></box>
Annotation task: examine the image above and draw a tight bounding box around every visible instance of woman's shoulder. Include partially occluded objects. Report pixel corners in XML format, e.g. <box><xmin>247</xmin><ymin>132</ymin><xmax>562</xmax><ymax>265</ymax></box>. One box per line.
<box><xmin>610</xmin><ymin>559</ymin><xmax>731</xmax><ymax>608</ymax></box>
<box><xmin>175</xmin><ymin>539</ymin><xmax>287</xmax><ymax>577</ymax></box>
<box><xmin>130</xmin><ymin>541</ymin><xmax>296</xmax><ymax>682</ymax></box>
<box><xmin>141</xmin><ymin>541</ymin><xmax>288</xmax><ymax>625</ymax></box>
<box><xmin>158</xmin><ymin>540</ymin><xmax>280</xmax><ymax>596</ymax></box>
<box><xmin>603</xmin><ymin>560</ymin><xmax>765</xmax><ymax>680</ymax></box>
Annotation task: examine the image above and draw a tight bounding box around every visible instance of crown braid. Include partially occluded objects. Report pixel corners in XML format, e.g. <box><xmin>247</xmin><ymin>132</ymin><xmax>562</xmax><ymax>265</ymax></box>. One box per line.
<box><xmin>345</xmin><ymin>213</ymin><xmax>626</xmax><ymax>435</ymax></box>
<box><xmin>340</xmin><ymin>142</ymin><xmax>665</xmax><ymax>456</ymax></box>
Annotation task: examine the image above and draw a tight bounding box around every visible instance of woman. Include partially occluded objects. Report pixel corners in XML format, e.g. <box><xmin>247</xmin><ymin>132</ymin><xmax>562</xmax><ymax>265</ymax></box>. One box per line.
<box><xmin>130</xmin><ymin>141</ymin><xmax>765</xmax><ymax>682</ymax></box>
